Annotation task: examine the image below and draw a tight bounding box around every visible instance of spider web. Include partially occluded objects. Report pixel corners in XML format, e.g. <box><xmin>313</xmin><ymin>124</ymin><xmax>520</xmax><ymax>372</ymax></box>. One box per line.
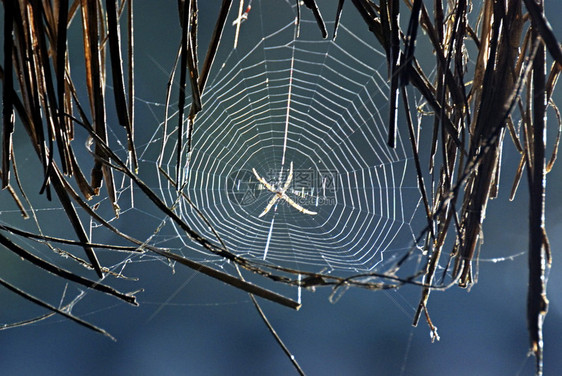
<box><xmin>138</xmin><ymin>1</ymin><xmax>423</xmax><ymax>274</ymax></box>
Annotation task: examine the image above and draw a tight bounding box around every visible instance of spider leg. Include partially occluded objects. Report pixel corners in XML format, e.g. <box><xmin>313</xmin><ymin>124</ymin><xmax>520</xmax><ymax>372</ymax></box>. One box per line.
<box><xmin>281</xmin><ymin>161</ymin><xmax>293</xmax><ymax>193</ymax></box>
<box><xmin>253</xmin><ymin>168</ymin><xmax>276</xmax><ymax>192</ymax></box>
<box><xmin>281</xmin><ymin>193</ymin><xmax>317</xmax><ymax>215</ymax></box>
<box><xmin>259</xmin><ymin>195</ymin><xmax>279</xmax><ymax>218</ymax></box>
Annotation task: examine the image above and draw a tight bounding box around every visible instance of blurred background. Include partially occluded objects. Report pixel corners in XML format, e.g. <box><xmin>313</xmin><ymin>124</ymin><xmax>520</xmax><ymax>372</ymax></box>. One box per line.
<box><xmin>1</xmin><ymin>1</ymin><xmax>562</xmax><ymax>375</ymax></box>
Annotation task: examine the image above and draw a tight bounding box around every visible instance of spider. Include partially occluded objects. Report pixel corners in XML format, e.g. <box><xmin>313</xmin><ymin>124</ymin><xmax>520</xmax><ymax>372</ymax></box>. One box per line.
<box><xmin>252</xmin><ymin>161</ymin><xmax>317</xmax><ymax>218</ymax></box>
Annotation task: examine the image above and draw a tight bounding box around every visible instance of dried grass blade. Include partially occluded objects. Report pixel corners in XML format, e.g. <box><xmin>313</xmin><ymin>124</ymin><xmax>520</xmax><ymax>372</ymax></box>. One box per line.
<box><xmin>105</xmin><ymin>0</ymin><xmax>130</xmax><ymax>128</ymax></box>
<box><xmin>127</xmin><ymin>0</ymin><xmax>136</xmax><ymax>172</ymax></box>
<box><xmin>416</xmin><ymin>1</ymin><xmax>466</xmax><ymax>108</ymax></box>
<box><xmin>4</xmin><ymin>183</ymin><xmax>29</xmax><ymax>218</ymax></box>
<box><xmin>0</xmin><ymin>311</ymin><xmax>56</xmax><ymax>330</ymax></box>
<box><xmin>197</xmin><ymin>0</ymin><xmax>231</xmax><ymax>99</ymax></box>
<box><xmin>0</xmin><ymin>223</ymin><xmax>139</xmax><ymax>252</ymax></box>
<box><xmin>0</xmin><ymin>231</ymin><xmax>137</xmax><ymax>305</ymax></box>
<box><xmin>52</xmin><ymin>167</ymin><xmax>105</xmax><ymax>278</ymax></box>
<box><xmin>506</xmin><ymin>117</ymin><xmax>523</xmax><ymax>152</ymax></box>
<box><xmin>526</xmin><ymin>27</ymin><xmax>548</xmax><ymax>374</ymax></box>
<box><xmin>302</xmin><ymin>0</ymin><xmax>328</xmax><ymax>38</ymax></box>
<box><xmin>523</xmin><ymin>0</ymin><xmax>562</xmax><ymax>66</ymax></box>
<box><xmin>400</xmin><ymin>0</ymin><xmax>422</xmax><ymax>86</ymax></box>
<box><xmin>402</xmin><ymin>87</ymin><xmax>433</xmax><ymax>236</ymax></box>
<box><xmin>63</xmin><ymin>78</ymin><xmax>99</xmax><ymax>199</ymax></box>
<box><xmin>8</xmin><ymin>145</ymin><xmax>31</xmax><ymax>219</ymax></box>
<box><xmin>80</xmin><ymin>0</ymin><xmax>98</xmax><ymax>174</ymax></box>
<box><xmin>12</xmin><ymin>5</ymin><xmax>52</xmax><ymax>199</ymax></box>
<box><xmin>187</xmin><ymin>1</ymin><xmax>201</xmax><ymax>115</ymax></box>
<box><xmin>30</xmin><ymin>1</ymin><xmax>71</xmax><ymax>178</ymax></box>
<box><xmin>0</xmin><ymin>276</ymin><xmax>115</xmax><ymax>340</ymax></box>
<box><xmin>409</xmin><ymin>63</ymin><xmax>462</xmax><ymax>147</ymax></box>
<box><xmin>509</xmin><ymin>155</ymin><xmax>525</xmax><ymax>201</ymax></box>
<box><xmin>56</xmin><ymin>0</ymin><xmax>71</xmax><ymax>170</ymax></box>
<box><xmin>349</xmin><ymin>0</ymin><xmax>384</xmax><ymax>44</ymax></box>
<box><xmin>105</xmin><ymin>0</ymin><xmax>137</xmax><ymax>172</ymax></box>
<box><xmin>152</xmin><ymin>247</ymin><xmax>301</xmax><ymax>310</ymax></box>
<box><xmin>82</xmin><ymin>0</ymin><xmax>119</xmax><ymax>213</ymax></box>
<box><xmin>2</xmin><ymin>0</ymin><xmax>15</xmax><ymax>188</ymax></box>
<box><xmin>332</xmin><ymin>0</ymin><xmax>345</xmax><ymax>40</ymax></box>
<box><xmin>235</xmin><ymin>264</ymin><xmax>305</xmax><ymax>375</ymax></box>
<box><xmin>177</xmin><ymin>0</ymin><xmax>231</xmax><ymax>177</ymax></box>
<box><xmin>546</xmin><ymin>61</ymin><xmax>561</xmax><ymax>100</ymax></box>
<box><xmin>387</xmin><ymin>0</ymin><xmax>399</xmax><ymax>148</ymax></box>
<box><xmin>67</xmin><ymin>142</ymin><xmax>96</xmax><ymax>198</ymax></box>
<box><xmin>175</xmin><ymin>0</ymin><xmax>195</xmax><ymax>182</ymax></box>
<box><xmin>546</xmin><ymin>100</ymin><xmax>560</xmax><ymax>173</ymax></box>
